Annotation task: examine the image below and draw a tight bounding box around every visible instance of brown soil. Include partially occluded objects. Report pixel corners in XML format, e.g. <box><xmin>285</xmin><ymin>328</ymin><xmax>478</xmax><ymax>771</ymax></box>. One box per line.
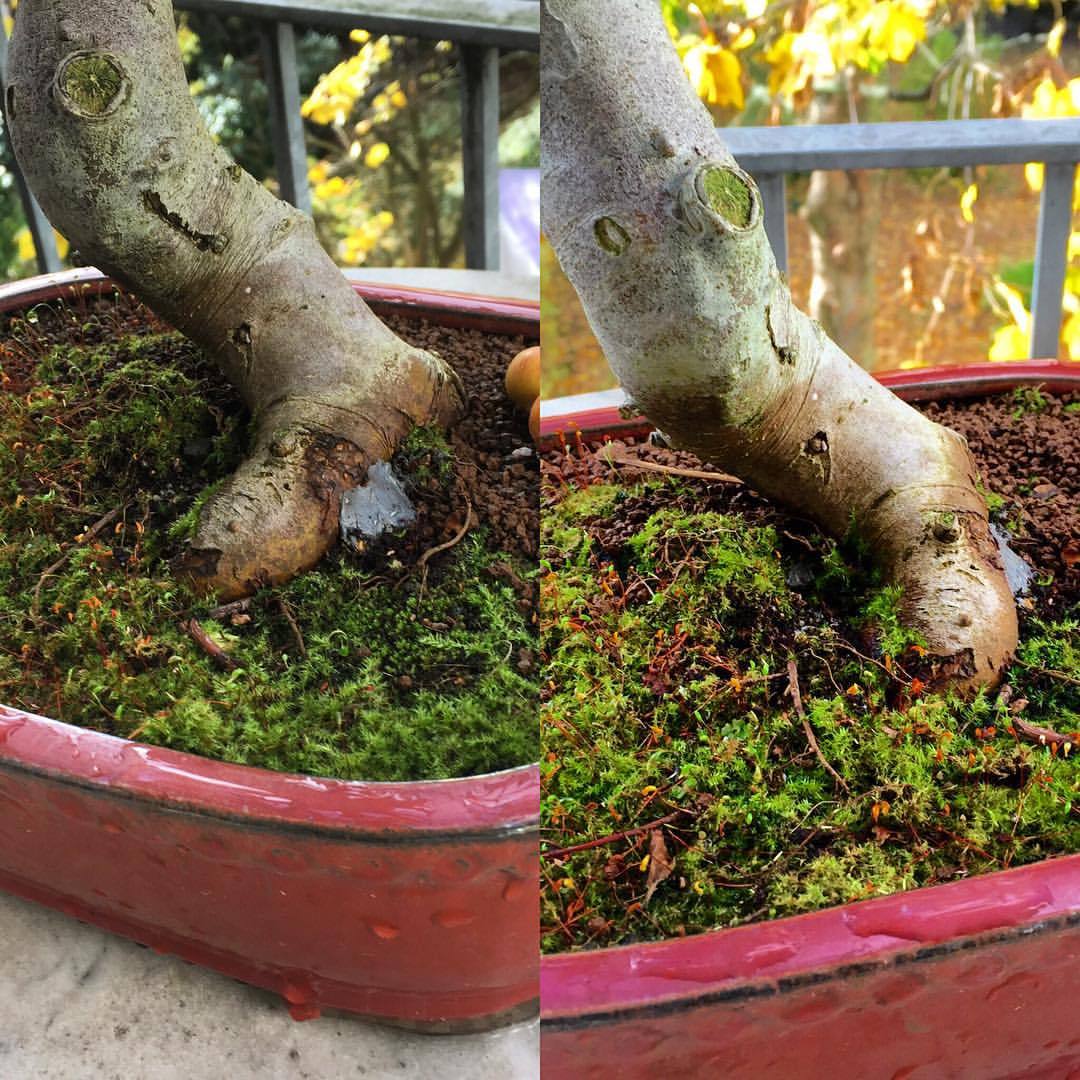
<box><xmin>2</xmin><ymin>289</ymin><xmax>540</xmax><ymax>581</ymax></box>
<box><xmin>393</xmin><ymin>316</ymin><xmax>539</xmax><ymax>572</ymax></box>
<box><xmin>544</xmin><ymin>389</ymin><xmax>1079</xmax><ymax>616</ymax></box>
<box><xmin>924</xmin><ymin>391</ymin><xmax>1079</xmax><ymax>615</ymax></box>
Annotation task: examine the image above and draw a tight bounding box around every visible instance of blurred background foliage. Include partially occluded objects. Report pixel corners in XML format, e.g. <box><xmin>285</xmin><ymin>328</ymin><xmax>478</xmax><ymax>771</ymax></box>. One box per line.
<box><xmin>0</xmin><ymin>2</ymin><xmax>539</xmax><ymax>277</ymax></box>
<box><xmin>543</xmin><ymin>0</ymin><xmax>1080</xmax><ymax>398</ymax></box>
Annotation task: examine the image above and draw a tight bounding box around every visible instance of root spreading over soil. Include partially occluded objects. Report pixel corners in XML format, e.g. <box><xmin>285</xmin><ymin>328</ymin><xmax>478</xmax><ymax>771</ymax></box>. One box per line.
<box><xmin>541</xmin><ymin>389</ymin><xmax>1078</xmax><ymax>952</ymax></box>
<box><xmin>0</xmin><ymin>288</ymin><xmax>538</xmax><ymax>782</ymax></box>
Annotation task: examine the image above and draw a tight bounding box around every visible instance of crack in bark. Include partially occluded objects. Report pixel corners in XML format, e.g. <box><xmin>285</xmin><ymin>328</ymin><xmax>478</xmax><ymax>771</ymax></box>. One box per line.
<box><xmin>142</xmin><ymin>189</ymin><xmax>228</xmax><ymax>253</ymax></box>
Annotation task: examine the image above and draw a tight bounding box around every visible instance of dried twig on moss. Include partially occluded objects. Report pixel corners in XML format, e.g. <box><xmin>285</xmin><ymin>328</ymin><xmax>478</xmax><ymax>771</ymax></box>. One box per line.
<box><xmin>601</xmin><ymin>446</ymin><xmax>742</xmax><ymax>485</ymax></box>
<box><xmin>32</xmin><ymin>505</ymin><xmax>128</xmax><ymax>621</ymax></box>
<box><xmin>788</xmin><ymin>659</ymin><xmax>850</xmax><ymax>792</ymax></box>
<box><xmin>543</xmin><ymin>808</ymin><xmax>693</xmax><ymax>861</ymax></box>
<box><xmin>182</xmin><ymin>618</ymin><xmax>237</xmax><ymax>671</ymax></box>
<box><xmin>416</xmin><ymin>499</ymin><xmax>474</xmax><ymax>574</ymax></box>
<box><xmin>1015</xmin><ymin>661</ymin><xmax>1080</xmax><ymax>688</ymax></box>
<box><xmin>207</xmin><ymin>597</ymin><xmax>251</xmax><ymax>622</ymax></box>
<box><xmin>276</xmin><ymin>596</ymin><xmax>308</xmax><ymax>659</ymax></box>
<box><xmin>1012</xmin><ymin>716</ymin><xmax>1077</xmax><ymax>755</ymax></box>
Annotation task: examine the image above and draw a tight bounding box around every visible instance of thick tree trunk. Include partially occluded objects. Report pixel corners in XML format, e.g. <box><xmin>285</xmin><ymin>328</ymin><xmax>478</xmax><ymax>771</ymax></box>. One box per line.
<box><xmin>803</xmin><ymin>92</ymin><xmax>882</xmax><ymax>370</ymax></box>
<box><xmin>541</xmin><ymin>0</ymin><xmax>1016</xmax><ymax>692</ymax></box>
<box><xmin>6</xmin><ymin>0</ymin><xmax>464</xmax><ymax>600</ymax></box>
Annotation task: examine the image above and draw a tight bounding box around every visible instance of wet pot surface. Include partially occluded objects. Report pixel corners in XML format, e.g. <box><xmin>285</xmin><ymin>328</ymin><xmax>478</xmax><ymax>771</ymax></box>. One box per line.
<box><xmin>0</xmin><ymin>270</ymin><xmax>540</xmax><ymax>1031</ymax></box>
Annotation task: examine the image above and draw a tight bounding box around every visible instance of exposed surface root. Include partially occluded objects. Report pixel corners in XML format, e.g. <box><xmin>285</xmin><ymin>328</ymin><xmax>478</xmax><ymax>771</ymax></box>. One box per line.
<box><xmin>178</xmin><ymin>351</ymin><xmax>464</xmax><ymax>599</ymax></box>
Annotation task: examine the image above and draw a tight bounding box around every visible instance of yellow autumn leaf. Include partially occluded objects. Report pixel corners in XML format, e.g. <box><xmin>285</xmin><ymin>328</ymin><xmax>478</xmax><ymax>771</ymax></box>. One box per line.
<box><xmin>989</xmin><ymin>323</ymin><xmax>1029</xmax><ymax>362</ymax></box>
<box><xmin>15</xmin><ymin>227</ymin><xmax>68</xmax><ymax>263</ymax></box>
<box><xmin>1048</xmin><ymin>19</ymin><xmax>1066</xmax><ymax>58</ymax></box>
<box><xmin>730</xmin><ymin>26</ymin><xmax>756</xmax><ymax>52</ymax></box>
<box><xmin>865</xmin><ymin>1</ymin><xmax>927</xmax><ymax>64</ymax></box>
<box><xmin>15</xmin><ymin>228</ymin><xmax>35</xmax><ymax>263</ymax></box>
<box><xmin>682</xmin><ymin>40</ymin><xmax>744</xmax><ymax>109</ymax></box>
<box><xmin>960</xmin><ymin>183</ymin><xmax>978</xmax><ymax>224</ymax></box>
<box><xmin>1063</xmin><ymin>311</ymin><xmax>1080</xmax><ymax>361</ymax></box>
<box><xmin>994</xmin><ymin>281</ymin><xmax>1032</xmax><ymax>333</ymax></box>
<box><xmin>364</xmin><ymin>142</ymin><xmax>390</xmax><ymax>168</ymax></box>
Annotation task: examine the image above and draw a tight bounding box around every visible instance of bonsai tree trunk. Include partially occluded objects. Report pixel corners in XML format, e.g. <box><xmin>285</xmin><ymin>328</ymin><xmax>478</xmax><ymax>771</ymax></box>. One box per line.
<box><xmin>803</xmin><ymin>90</ymin><xmax>882</xmax><ymax>371</ymax></box>
<box><xmin>5</xmin><ymin>0</ymin><xmax>464</xmax><ymax>600</ymax></box>
<box><xmin>541</xmin><ymin>0</ymin><xmax>1016</xmax><ymax>692</ymax></box>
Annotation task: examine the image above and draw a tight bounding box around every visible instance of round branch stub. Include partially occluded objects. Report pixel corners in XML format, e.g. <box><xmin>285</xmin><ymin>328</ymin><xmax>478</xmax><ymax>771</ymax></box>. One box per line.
<box><xmin>54</xmin><ymin>51</ymin><xmax>128</xmax><ymax>119</ymax></box>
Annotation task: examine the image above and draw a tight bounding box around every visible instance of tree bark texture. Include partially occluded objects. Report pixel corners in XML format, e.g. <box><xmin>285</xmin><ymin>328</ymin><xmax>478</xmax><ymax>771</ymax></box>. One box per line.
<box><xmin>7</xmin><ymin>0</ymin><xmax>464</xmax><ymax>600</ymax></box>
<box><xmin>541</xmin><ymin>0</ymin><xmax>1016</xmax><ymax>691</ymax></box>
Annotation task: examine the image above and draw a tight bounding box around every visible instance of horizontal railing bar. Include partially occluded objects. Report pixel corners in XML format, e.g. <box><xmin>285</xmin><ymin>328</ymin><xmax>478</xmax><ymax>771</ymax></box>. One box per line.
<box><xmin>726</xmin><ymin>117</ymin><xmax>1080</xmax><ymax>173</ymax></box>
<box><xmin>175</xmin><ymin>0</ymin><xmax>540</xmax><ymax>51</ymax></box>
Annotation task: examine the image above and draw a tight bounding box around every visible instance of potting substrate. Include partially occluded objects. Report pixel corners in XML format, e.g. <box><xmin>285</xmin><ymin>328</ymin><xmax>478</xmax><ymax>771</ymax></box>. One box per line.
<box><xmin>0</xmin><ymin>287</ymin><xmax>539</xmax><ymax>783</ymax></box>
<box><xmin>541</xmin><ymin>387</ymin><xmax>1078</xmax><ymax>952</ymax></box>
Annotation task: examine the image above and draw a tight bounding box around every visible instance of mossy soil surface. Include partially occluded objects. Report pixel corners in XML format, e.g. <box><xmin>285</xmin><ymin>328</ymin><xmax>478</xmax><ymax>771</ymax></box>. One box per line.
<box><xmin>0</xmin><ymin>288</ymin><xmax>538</xmax><ymax>782</ymax></box>
<box><xmin>541</xmin><ymin>389</ymin><xmax>1079</xmax><ymax>953</ymax></box>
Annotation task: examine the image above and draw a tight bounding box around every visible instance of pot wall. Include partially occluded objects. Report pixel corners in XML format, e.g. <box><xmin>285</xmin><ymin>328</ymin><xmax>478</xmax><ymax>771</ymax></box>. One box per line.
<box><xmin>540</xmin><ymin>360</ymin><xmax>1080</xmax><ymax>1076</ymax></box>
<box><xmin>0</xmin><ymin>270</ymin><xmax>540</xmax><ymax>1031</ymax></box>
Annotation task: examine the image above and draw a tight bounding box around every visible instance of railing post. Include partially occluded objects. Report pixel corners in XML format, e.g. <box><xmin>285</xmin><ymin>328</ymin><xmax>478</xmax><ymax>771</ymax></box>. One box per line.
<box><xmin>260</xmin><ymin>21</ymin><xmax>312</xmax><ymax>217</ymax></box>
<box><xmin>0</xmin><ymin>15</ymin><xmax>61</xmax><ymax>275</ymax></box>
<box><xmin>756</xmin><ymin>172</ymin><xmax>788</xmax><ymax>274</ymax></box>
<box><xmin>1030</xmin><ymin>161</ymin><xmax>1074</xmax><ymax>360</ymax></box>
<box><xmin>460</xmin><ymin>44</ymin><xmax>500</xmax><ymax>270</ymax></box>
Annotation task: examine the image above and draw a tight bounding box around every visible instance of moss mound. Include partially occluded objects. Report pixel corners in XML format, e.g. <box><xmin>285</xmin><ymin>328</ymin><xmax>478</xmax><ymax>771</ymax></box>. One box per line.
<box><xmin>0</xmin><ymin>297</ymin><xmax>536</xmax><ymax>782</ymax></box>
<box><xmin>541</xmin><ymin>467</ymin><xmax>1079</xmax><ymax>953</ymax></box>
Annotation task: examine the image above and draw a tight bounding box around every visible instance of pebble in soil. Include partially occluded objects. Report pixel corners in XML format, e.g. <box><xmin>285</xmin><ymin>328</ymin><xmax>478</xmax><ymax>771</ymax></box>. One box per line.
<box><xmin>541</xmin><ymin>390</ymin><xmax>1078</xmax><ymax>953</ymax></box>
<box><xmin>0</xmin><ymin>288</ymin><xmax>538</xmax><ymax>782</ymax></box>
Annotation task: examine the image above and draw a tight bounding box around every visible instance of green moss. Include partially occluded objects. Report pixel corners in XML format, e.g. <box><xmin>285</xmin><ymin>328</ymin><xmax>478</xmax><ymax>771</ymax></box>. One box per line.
<box><xmin>701</xmin><ymin>165</ymin><xmax>753</xmax><ymax>227</ymax></box>
<box><xmin>541</xmin><ymin>471</ymin><xmax>1079</xmax><ymax>953</ymax></box>
<box><xmin>59</xmin><ymin>54</ymin><xmax>125</xmax><ymax>115</ymax></box>
<box><xmin>1011</xmin><ymin>384</ymin><xmax>1048</xmax><ymax>417</ymax></box>
<box><xmin>0</xmin><ymin>311</ymin><xmax>536</xmax><ymax>783</ymax></box>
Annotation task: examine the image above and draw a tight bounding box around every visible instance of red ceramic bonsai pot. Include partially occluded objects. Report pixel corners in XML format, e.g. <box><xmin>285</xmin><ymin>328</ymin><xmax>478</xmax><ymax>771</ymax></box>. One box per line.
<box><xmin>0</xmin><ymin>269</ymin><xmax>539</xmax><ymax>1032</ymax></box>
<box><xmin>540</xmin><ymin>360</ymin><xmax>1080</xmax><ymax>1078</ymax></box>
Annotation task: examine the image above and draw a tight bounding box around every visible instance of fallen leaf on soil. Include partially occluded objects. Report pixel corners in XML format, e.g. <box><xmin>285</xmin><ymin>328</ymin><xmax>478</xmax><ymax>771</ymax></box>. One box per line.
<box><xmin>644</xmin><ymin>830</ymin><xmax>674</xmax><ymax>906</ymax></box>
<box><xmin>1062</xmin><ymin>539</ymin><xmax>1080</xmax><ymax>568</ymax></box>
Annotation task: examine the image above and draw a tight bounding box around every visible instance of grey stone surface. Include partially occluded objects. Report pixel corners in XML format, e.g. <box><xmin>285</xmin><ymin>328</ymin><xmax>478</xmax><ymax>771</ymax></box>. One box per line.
<box><xmin>0</xmin><ymin>891</ymin><xmax>539</xmax><ymax>1080</ymax></box>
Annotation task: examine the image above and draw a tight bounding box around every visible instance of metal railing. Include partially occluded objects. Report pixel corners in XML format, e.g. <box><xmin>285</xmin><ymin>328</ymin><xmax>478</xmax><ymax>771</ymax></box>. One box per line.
<box><xmin>0</xmin><ymin>0</ymin><xmax>539</xmax><ymax>275</ymax></box>
<box><xmin>726</xmin><ymin>117</ymin><xmax>1080</xmax><ymax>360</ymax></box>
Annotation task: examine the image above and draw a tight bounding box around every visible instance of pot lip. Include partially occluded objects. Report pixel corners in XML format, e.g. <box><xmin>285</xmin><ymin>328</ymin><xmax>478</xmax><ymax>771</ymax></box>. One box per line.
<box><xmin>540</xmin><ymin>362</ymin><xmax>1080</xmax><ymax>1023</ymax></box>
<box><xmin>541</xmin><ymin>853</ymin><xmax>1080</xmax><ymax>1026</ymax></box>
<box><xmin>0</xmin><ymin>269</ymin><xmax>538</xmax><ymax>839</ymax></box>
<box><xmin>0</xmin><ymin>266</ymin><xmax>540</xmax><ymax>323</ymax></box>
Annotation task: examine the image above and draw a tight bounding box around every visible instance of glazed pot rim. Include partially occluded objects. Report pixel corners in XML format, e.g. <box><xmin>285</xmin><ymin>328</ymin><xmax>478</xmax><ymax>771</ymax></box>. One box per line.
<box><xmin>0</xmin><ymin>269</ymin><xmax>539</xmax><ymax>838</ymax></box>
<box><xmin>540</xmin><ymin>360</ymin><xmax>1080</xmax><ymax>1022</ymax></box>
